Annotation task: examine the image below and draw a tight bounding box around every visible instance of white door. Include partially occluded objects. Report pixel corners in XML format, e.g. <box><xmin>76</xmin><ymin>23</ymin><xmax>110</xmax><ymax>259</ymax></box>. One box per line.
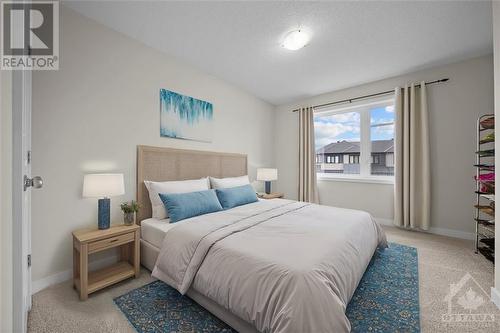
<box><xmin>13</xmin><ymin>70</ymin><xmax>40</xmax><ymax>332</ymax></box>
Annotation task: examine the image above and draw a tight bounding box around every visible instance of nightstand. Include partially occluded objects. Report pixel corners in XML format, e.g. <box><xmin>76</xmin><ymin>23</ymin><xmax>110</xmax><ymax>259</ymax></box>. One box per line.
<box><xmin>72</xmin><ymin>224</ymin><xmax>140</xmax><ymax>300</ymax></box>
<box><xmin>258</xmin><ymin>192</ymin><xmax>284</xmax><ymax>199</ymax></box>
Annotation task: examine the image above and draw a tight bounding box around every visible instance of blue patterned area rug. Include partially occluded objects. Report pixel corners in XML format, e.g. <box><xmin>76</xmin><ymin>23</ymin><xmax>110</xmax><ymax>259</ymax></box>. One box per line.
<box><xmin>114</xmin><ymin>243</ymin><xmax>419</xmax><ymax>333</ymax></box>
<box><xmin>346</xmin><ymin>243</ymin><xmax>420</xmax><ymax>332</ymax></box>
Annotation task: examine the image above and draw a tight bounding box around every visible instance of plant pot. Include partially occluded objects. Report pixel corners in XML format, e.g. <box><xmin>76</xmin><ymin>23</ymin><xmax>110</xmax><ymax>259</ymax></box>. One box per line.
<box><xmin>124</xmin><ymin>212</ymin><xmax>135</xmax><ymax>225</ymax></box>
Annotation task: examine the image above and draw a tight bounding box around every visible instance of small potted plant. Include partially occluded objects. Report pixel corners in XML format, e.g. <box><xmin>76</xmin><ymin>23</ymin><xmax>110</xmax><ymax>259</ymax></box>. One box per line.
<box><xmin>120</xmin><ymin>201</ymin><xmax>140</xmax><ymax>225</ymax></box>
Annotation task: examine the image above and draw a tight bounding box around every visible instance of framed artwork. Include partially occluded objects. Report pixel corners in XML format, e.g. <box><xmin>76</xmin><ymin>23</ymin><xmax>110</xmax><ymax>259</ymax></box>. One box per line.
<box><xmin>160</xmin><ymin>89</ymin><xmax>213</xmax><ymax>142</ymax></box>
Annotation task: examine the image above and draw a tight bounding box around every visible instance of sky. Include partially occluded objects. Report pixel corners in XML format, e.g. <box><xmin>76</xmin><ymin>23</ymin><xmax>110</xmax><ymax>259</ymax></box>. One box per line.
<box><xmin>314</xmin><ymin>105</ymin><xmax>394</xmax><ymax>149</ymax></box>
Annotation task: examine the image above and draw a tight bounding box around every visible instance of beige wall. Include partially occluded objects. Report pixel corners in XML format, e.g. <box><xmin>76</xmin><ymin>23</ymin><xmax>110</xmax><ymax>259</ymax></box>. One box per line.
<box><xmin>275</xmin><ymin>55</ymin><xmax>494</xmax><ymax>237</ymax></box>
<box><xmin>317</xmin><ymin>181</ymin><xmax>394</xmax><ymax>220</ymax></box>
<box><xmin>1</xmin><ymin>70</ymin><xmax>13</xmax><ymax>332</ymax></box>
<box><xmin>31</xmin><ymin>7</ymin><xmax>275</xmax><ymax>283</ymax></box>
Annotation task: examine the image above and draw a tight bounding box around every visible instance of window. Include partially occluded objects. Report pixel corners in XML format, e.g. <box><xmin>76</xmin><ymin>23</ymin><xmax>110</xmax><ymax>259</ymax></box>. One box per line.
<box><xmin>349</xmin><ymin>155</ymin><xmax>359</xmax><ymax>164</ymax></box>
<box><xmin>370</xmin><ymin>104</ymin><xmax>395</xmax><ymax>176</ymax></box>
<box><xmin>315</xmin><ymin>111</ymin><xmax>360</xmax><ymax>175</ymax></box>
<box><xmin>314</xmin><ymin>97</ymin><xmax>394</xmax><ymax>181</ymax></box>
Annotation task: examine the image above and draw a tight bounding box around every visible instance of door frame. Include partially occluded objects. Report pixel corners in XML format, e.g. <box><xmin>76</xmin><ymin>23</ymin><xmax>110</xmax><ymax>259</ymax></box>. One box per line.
<box><xmin>12</xmin><ymin>69</ymin><xmax>32</xmax><ymax>333</ymax></box>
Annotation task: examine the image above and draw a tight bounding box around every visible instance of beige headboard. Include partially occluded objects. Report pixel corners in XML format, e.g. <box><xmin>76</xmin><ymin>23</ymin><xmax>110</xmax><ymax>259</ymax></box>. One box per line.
<box><xmin>136</xmin><ymin>145</ymin><xmax>248</xmax><ymax>224</ymax></box>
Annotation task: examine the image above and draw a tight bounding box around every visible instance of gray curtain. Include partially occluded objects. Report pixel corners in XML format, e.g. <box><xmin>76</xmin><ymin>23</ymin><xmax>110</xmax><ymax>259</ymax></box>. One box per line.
<box><xmin>394</xmin><ymin>82</ymin><xmax>431</xmax><ymax>230</ymax></box>
<box><xmin>298</xmin><ymin>107</ymin><xmax>319</xmax><ymax>203</ymax></box>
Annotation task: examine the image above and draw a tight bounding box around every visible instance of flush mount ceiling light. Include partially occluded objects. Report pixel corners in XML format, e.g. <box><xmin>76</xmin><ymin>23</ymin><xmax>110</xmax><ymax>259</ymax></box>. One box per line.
<box><xmin>282</xmin><ymin>29</ymin><xmax>310</xmax><ymax>51</ymax></box>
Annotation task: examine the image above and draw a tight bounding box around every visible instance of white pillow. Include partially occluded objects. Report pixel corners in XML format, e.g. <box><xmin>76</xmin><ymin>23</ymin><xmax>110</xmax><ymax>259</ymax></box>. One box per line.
<box><xmin>144</xmin><ymin>177</ymin><xmax>210</xmax><ymax>219</ymax></box>
<box><xmin>210</xmin><ymin>175</ymin><xmax>250</xmax><ymax>189</ymax></box>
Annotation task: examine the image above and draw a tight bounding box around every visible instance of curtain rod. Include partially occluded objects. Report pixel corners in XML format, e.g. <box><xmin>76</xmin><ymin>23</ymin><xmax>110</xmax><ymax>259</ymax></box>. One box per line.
<box><xmin>291</xmin><ymin>78</ymin><xmax>449</xmax><ymax>112</ymax></box>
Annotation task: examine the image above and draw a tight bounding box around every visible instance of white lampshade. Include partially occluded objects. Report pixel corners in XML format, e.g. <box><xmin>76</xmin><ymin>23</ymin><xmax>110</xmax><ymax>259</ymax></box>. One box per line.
<box><xmin>82</xmin><ymin>173</ymin><xmax>125</xmax><ymax>198</ymax></box>
<box><xmin>257</xmin><ymin>168</ymin><xmax>278</xmax><ymax>181</ymax></box>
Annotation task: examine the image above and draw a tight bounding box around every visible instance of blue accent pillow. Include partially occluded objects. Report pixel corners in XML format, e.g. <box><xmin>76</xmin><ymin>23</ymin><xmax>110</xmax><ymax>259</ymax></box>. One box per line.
<box><xmin>159</xmin><ymin>189</ymin><xmax>223</xmax><ymax>223</ymax></box>
<box><xmin>215</xmin><ymin>184</ymin><xmax>258</xmax><ymax>210</ymax></box>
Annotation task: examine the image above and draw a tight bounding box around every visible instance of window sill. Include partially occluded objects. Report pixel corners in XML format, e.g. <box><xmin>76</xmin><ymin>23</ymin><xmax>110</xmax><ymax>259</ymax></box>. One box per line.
<box><xmin>317</xmin><ymin>175</ymin><xmax>394</xmax><ymax>185</ymax></box>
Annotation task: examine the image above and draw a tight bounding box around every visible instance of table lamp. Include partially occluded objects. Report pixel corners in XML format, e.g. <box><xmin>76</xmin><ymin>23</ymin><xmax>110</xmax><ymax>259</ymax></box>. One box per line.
<box><xmin>257</xmin><ymin>168</ymin><xmax>278</xmax><ymax>194</ymax></box>
<box><xmin>83</xmin><ymin>173</ymin><xmax>125</xmax><ymax>229</ymax></box>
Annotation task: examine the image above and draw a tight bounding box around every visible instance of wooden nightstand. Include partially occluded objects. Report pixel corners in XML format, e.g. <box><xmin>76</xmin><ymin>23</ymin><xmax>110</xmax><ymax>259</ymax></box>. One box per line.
<box><xmin>72</xmin><ymin>224</ymin><xmax>140</xmax><ymax>300</ymax></box>
<box><xmin>258</xmin><ymin>192</ymin><xmax>284</xmax><ymax>199</ymax></box>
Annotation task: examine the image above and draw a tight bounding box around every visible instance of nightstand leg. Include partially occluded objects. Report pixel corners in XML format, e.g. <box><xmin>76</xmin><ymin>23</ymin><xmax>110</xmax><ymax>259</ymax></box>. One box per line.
<box><xmin>73</xmin><ymin>246</ymin><xmax>78</xmax><ymax>289</ymax></box>
<box><xmin>134</xmin><ymin>230</ymin><xmax>140</xmax><ymax>277</ymax></box>
<box><xmin>79</xmin><ymin>243</ymin><xmax>88</xmax><ymax>300</ymax></box>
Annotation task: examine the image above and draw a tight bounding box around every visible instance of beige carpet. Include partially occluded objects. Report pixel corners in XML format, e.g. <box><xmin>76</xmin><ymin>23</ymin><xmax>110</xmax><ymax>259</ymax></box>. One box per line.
<box><xmin>28</xmin><ymin>226</ymin><xmax>499</xmax><ymax>333</ymax></box>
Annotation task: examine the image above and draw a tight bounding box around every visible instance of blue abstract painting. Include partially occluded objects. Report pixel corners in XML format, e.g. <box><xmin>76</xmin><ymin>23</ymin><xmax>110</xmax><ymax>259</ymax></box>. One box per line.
<box><xmin>160</xmin><ymin>89</ymin><xmax>213</xmax><ymax>142</ymax></box>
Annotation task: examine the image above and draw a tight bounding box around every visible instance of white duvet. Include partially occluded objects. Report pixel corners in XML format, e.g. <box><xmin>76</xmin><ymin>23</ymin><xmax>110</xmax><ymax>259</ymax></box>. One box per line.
<box><xmin>153</xmin><ymin>199</ymin><xmax>387</xmax><ymax>333</ymax></box>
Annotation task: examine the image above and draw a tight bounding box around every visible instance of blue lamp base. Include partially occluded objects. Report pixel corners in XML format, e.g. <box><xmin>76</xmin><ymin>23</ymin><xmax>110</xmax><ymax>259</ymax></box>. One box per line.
<box><xmin>98</xmin><ymin>198</ymin><xmax>110</xmax><ymax>229</ymax></box>
<box><xmin>265</xmin><ymin>181</ymin><xmax>271</xmax><ymax>194</ymax></box>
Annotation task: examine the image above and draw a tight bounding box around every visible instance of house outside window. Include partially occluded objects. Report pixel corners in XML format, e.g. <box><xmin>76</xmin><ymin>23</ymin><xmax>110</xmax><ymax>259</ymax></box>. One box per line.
<box><xmin>314</xmin><ymin>97</ymin><xmax>395</xmax><ymax>183</ymax></box>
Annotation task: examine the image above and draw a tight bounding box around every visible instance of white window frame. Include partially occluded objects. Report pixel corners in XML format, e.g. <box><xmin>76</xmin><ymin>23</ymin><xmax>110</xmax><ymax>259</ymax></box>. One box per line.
<box><xmin>314</xmin><ymin>96</ymin><xmax>395</xmax><ymax>184</ymax></box>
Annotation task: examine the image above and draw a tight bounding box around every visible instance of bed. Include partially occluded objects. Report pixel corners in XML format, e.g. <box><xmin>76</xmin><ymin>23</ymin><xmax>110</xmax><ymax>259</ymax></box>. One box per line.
<box><xmin>136</xmin><ymin>145</ymin><xmax>387</xmax><ymax>333</ymax></box>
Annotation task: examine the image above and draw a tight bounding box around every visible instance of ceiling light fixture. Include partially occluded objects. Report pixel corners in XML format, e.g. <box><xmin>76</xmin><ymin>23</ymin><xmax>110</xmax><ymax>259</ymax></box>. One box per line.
<box><xmin>282</xmin><ymin>29</ymin><xmax>310</xmax><ymax>51</ymax></box>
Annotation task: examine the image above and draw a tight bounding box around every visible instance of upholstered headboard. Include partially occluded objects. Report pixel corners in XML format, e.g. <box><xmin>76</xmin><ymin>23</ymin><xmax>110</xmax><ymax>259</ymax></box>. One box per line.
<box><xmin>136</xmin><ymin>145</ymin><xmax>248</xmax><ymax>224</ymax></box>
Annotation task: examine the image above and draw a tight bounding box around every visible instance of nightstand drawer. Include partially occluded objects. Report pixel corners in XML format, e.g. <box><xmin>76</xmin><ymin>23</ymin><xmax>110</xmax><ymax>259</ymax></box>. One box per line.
<box><xmin>88</xmin><ymin>232</ymin><xmax>134</xmax><ymax>253</ymax></box>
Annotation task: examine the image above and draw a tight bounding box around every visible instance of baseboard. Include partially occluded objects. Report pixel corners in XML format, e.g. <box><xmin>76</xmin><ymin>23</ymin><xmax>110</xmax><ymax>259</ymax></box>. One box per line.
<box><xmin>492</xmin><ymin>287</ymin><xmax>500</xmax><ymax>310</ymax></box>
<box><xmin>374</xmin><ymin>217</ymin><xmax>475</xmax><ymax>240</ymax></box>
<box><xmin>428</xmin><ymin>227</ymin><xmax>475</xmax><ymax>240</ymax></box>
<box><xmin>32</xmin><ymin>255</ymin><xmax>117</xmax><ymax>295</ymax></box>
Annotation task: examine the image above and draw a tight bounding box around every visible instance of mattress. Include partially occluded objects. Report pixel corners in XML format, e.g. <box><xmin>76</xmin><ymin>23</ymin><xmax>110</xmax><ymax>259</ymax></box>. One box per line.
<box><xmin>140</xmin><ymin>217</ymin><xmax>177</xmax><ymax>248</ymax></box>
